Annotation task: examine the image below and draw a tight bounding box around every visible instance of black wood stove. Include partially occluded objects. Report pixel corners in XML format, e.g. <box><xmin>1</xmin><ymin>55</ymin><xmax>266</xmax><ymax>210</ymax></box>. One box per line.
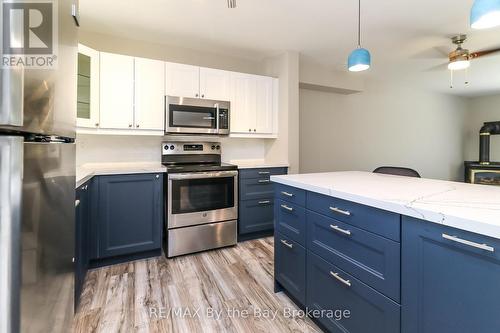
<box><xmin>465</xmin><ymin>121</ymin><xmax>500</xmax><ymax>186</ymax></box>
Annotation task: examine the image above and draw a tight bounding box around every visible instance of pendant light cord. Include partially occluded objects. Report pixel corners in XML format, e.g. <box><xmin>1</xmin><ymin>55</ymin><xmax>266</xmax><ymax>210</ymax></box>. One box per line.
<box><xmin>358</xmin><ymin>0</ymin><xmax>361</xmax><ymax>47</ymax></box>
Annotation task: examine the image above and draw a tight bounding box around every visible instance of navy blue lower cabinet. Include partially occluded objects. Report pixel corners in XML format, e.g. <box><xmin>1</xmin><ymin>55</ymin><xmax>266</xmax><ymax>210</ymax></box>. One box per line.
<box><xmin>276</xmin><ymin>199</ymin><xmax>306</xmax><ymax>246</ymax></box>
<box><xmin>239</xmin><ymin>198</ymin><xmax>275</xmax><ymax>235</ymax></box>
<box><xmin>307</xmin><ymin>210</ymin><xmax>401</xmax><ymax>302</ymax></box>
<box><xmin>402</xmin><ymin>216</ymin><xmax>500</xmax><ymax>333</ymax></box>
<box><xmin>307</xmin><ymin>251</ymin><xmax>400</xmax><ymax>333</ymax></box>
<box><xmin>96</xmin><ymin>173</ymin><xmax>163</xmax><ymax>259</ymax></box>
<box><xmin>275</xmin><ymin>232</ymin><xmax>306</xmax><ymax>305</ymax></box>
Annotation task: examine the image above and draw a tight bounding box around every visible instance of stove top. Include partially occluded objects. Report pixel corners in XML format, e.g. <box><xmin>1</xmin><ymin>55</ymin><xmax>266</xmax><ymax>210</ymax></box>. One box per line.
<box><xmin>163</xmin><ymin>162</ymin><xmax>238</xmax><ymax>174</ymax></box>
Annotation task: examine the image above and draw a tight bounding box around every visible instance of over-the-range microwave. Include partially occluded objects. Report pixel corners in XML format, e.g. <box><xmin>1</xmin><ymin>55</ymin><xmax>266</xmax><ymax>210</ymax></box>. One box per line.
<box><xmin>164</xmin><ymin>96</ymin><xmax>230</xmax><ymax>135</ymax></box>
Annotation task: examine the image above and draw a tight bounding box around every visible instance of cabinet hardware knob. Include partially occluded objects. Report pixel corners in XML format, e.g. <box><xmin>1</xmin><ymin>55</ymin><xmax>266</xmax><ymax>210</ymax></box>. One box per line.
<box><xmin>254</xmin><ymin>129</ymin><xmax>256</xmax><ymax>132</ymax></box>
<box><xmin>329</xmin><ymin>206</ymin><xmax>351</xmax><ymax>216</ymax></box>
<box><xmin>330</xmin><ymin>271</ymin><xmax>351</xmax><ymax>287</ymax></box>
<box><xmin>249</xmin><ymin>128</ymin><xmax>252</xmax><ymax>132</ymax></box>
<box><xmin>75</xmin><ymin>200</ymin><xmax>80</xmax><ymax>207</ymax></box>
<box><xmin>258</xmin><ymin>171</ymin><xmax>270</xmax><ymax>175</ymax></box>
<box><xmin>136</xmin><ymin>125</ymin><xmax>140</xmax><ymax>128</ymax></box>
<box><xmin>330</xmin><ymin>224</ymin><xmax>352</xmax><ymax>236</ymax></box>
<box><xmin>442</xmin><ymin>234</ymin><xmax>495</xmax><ymax>252</ymax></box>
<box><xmin>95</xmin><ymin>123</ymin><xmax>99</xmax><ymax>127</ymax></box>
<box><xmin>196</xmin><ymin>93</ymin><xmax>199</xmax><ymax>97</ymax></box>
<box><xmin>280</xmin><ymin>204</ymin><xmax>293</xmax><ymax>212</ymax></box>
<box><xmin>201</xmin><ymin>94</ymin><xmax>205</xmax><ymax>98</ymax></box>
<box><xmin>258</xmin><ymin>200</ymin><xmax>271</xmax><ymax>205</ymax></box>
<box><xmin>280</xmin><ymin>239</ymin><xmax>293</xmax><ymax>248</ymax></box>
<box><xmin>156</xmin><ymin>175</ymin><xmax>160</xmax><ymax>179</ymax></box>
<box><xmin>128</xmin><ymin>124</ymin><xmax>132</xmax><ymax>128</ymax></box>
<box><xmin>281</xmin><ymin>191</ymin><xmax>294</xmax><ymax>197</ymax></box>
<box><xmin>258</xmin><ymin>179</ymin><xmax>271</xmax><ymax>183</ymax></box>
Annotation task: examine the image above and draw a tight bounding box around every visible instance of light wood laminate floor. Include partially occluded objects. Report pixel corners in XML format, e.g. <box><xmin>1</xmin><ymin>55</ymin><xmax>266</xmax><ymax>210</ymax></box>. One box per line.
<box><xmin>74</xmin><ymin>237</ymin><xmax>321</xmax><ymax>333</ymax></box>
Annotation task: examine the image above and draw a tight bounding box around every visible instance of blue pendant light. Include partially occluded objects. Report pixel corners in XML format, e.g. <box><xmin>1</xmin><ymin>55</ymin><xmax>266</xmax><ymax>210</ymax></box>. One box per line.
<box><xmin>471</xmin><ymin>0</ymin><xmax>500</xmax><ymax>29</ymax></box>
<box><xmin>348</xmin><ymin>0</ymin><xmax>371</xmax><ymax>72</ymax></box>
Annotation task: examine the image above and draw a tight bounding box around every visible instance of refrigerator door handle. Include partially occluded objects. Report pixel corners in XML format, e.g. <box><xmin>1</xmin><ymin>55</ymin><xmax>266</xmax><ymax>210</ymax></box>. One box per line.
<box><xmin>0</xmin><ymin>65</ymin><xmax>25</xmax><ymax>127</ymax></box>
<box><xmin>0</xmin><ymin>136</ymin><xmax>23</xmax><ymax>333</ymax></box>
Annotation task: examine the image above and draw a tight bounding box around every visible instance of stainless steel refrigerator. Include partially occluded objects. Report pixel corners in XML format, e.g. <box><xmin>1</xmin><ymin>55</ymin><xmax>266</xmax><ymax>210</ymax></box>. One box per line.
<box><xmin>0</xmin><ymin>1</ymin><xmax>78</xmax><ymax>332</ymax></box>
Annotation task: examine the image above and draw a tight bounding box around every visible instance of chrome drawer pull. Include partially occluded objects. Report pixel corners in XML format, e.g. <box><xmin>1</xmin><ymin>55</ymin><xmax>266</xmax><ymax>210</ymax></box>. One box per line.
<box><xmin>280</xmin><ymin>240</ymin><xmax>293</xmax><ymax>248</ymax></box>
<box><xmin>281</xmin><ymin>204</ymin><xmax>294</xmax><ymax>212</ymax></box>
<box><xmin>330</xmin><ymin>224</ymin><xmax>351</xmax><ymax>236</ymax></box>
<box><xmin>258</xmin><ymin>171</ymin><xmax>270</xmax><ymax>175</ymax></box>
<box><xmin>281</xmin><ymin>191</ymin><xmax>294</xmax><ymax>197</ymax></box>
<box><xmin>330</xmin><ymin>271</ymin><xmax>351</xmax><ymax>287</ymax></box>
<box><xmin>258</xmin><ymin>179</ymin><xmax>271</xmax><ymax>183</ymax></box>
<box><xmin>258</xmin><ymin>200</ymin><xmax>271</xmax><ymax>205</ymax></box>
<box><xmin>329</xmin><ymin>206</ymin><xmax>351</xmax><ymax>216</ymax></box>
<box><xmin>75</xmin><ymin>200</ymin><xmax>80</xmax><ymax>208</ymax></box>
<box><xmin>442</xmin><ymin>234</ymin><xmax>495</xmax><ymax>252</ymax></box>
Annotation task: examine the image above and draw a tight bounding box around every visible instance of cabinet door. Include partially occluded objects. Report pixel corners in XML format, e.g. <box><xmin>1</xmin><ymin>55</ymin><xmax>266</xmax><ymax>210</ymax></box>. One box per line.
<box><xmin>230</xmin><ymin>73</ymin><xmax>257</xmax><ymax>133</ymax></box>
<box><xmin>402</xmin><ymin>216</ymin><xmax>500</xmax><ymax>333</ymax></box>
<box><xmin>199</xmin><ymin>67</ymin><xmax>231</xmax><ymax>101</ymax></box>
<box><xmin>99</xmin><ymin>52</ymin><xmax>134</xmax><ymax>129</ymax></box>
<box><xmin>77</xmin><ymin>44</ymin><xmax>100</xmax><ymax>128</ymax></box>
<box><xmin>134</xmin><ymin>57</ymin><xmax>165</xmax><ymax>131</ymax></box>
<box><xmin>255</xmin><ymin>76</ymin><xmax>274</xmax><ymax>134</ymax></box>
<box><xmin>165</xmin><ymin>62</ymin><xmax>200</xmax><ymax>98</ymax></box>
<box><xmin>239</xmin><ymin>198</ymin><xmax>274</xmax><ymax>235</ymax></box>
<box><xmin>97</xmin><ymin>174</ymin><xmax>163</xmax><ymax>258</ymax></box>
<box><xmin>275</xmin><ymin>232</ymin><xmax>306</xmax><ymax>305</ymax></box>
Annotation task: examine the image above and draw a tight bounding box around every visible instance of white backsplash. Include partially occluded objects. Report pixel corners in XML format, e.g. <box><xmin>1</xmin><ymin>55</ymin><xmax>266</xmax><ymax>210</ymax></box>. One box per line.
<box><xmin>76</xmin><ymin>134</ymin><xmax>267</xmax><ymax>166</ymax></box>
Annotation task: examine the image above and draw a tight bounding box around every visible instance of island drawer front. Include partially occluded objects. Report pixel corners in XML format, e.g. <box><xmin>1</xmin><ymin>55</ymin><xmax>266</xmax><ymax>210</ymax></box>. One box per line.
<box><xmin>307</xmin><ymin>251</ymin><xmax>401</xmax><ymax>333</ymax></box>
<box><xmin>274</xmin><ymin>184</ymin><xmax>306</xmax><ymax>206</ymax></box>
<box><xmin>307</xmin><ymin>210</ymin><xmax>401</xmax><ymax>302</ymax></box>
<box><xmin>276</xmin><ymin>199</ymin><xmax>306</xmax><ymax>245</ymax></box>
<box><xmin>239</xmin><ymin>167</ymin><xmax>288</xmax><ymax>179</ymax></box>
<box><xmin>240</xmin><ymin>178</ymin><xmax>275</xmax><ymax>200</ymax></box>
<box><xmin>239</xmin><ymin>198</ymin><xmax>275</xmax><ymax>235</ymax></box>
<box><xmin>307</xmin><ymin>192</ymin><xmax>400</xmax><ymax>242</ymax></box>
<box><xmin>275</xmin><ymin>232</ymin><xmax>306</xmax><ymax>305</ymax></box>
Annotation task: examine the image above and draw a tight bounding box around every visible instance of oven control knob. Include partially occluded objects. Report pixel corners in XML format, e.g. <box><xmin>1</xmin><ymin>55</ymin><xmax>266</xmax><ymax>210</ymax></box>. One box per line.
<box><xmin>216</xmin><ymin>145</ymin><xmax>220</xmax><ymax>150</ymax></box>
<box><xmin>211</xmin><ymin>145</ymin><xmax>216</xmax><ymax>150</ymax></box>
<box><xmin>170</xmin><ymin>145</ymin><xmax>175</xmax><ymax>150</ymax></box>
<box><xmin>164</xmin><ymin>145</ymin><xmax>169</xmax><ymax>150</ymax></box>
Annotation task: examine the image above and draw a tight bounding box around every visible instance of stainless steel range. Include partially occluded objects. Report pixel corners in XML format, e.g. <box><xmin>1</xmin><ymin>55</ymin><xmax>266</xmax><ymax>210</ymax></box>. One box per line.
<box><xmin>162</xmin><ymin>142</ymin><xmax>238</xmax><ymax>257</ymax></box>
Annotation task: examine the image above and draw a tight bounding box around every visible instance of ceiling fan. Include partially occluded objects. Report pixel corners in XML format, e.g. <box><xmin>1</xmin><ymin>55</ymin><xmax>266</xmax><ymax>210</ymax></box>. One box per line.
<box><xmin>445</xmin><ymin>34</ymin><xmax>500</xmax><ymax>71</ymax></box>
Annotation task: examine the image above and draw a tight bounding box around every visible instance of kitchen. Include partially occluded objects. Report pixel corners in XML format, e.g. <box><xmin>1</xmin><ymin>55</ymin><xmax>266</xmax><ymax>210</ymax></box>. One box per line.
<box><xmin>1</xmin><ymin>0</ymin><xmax>500</xmax><ymax>332</ymax></box>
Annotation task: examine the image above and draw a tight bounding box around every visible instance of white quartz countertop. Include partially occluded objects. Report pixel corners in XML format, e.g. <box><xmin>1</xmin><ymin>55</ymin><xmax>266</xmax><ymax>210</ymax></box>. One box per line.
<box><xmin>271</xmin><ymin>171</ymin><xmax>500</xmax><ymax>239</ymax></box>
<box><xmin>226</xmin><ymin>159</ymin><xmax>289</xmax><ymax>169</ymax></box>
<box><xmin>76</xmin><ymin>162</ymin><xmax>167</xmax><ymax>188</ymax></box>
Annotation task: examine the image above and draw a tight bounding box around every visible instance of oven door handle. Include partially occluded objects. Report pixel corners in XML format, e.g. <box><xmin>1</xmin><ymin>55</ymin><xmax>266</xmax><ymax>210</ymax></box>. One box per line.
<box><xmin>168</xmin><ymin>170</ymin><xmax>238</xmax><ymax>180</ymax></box>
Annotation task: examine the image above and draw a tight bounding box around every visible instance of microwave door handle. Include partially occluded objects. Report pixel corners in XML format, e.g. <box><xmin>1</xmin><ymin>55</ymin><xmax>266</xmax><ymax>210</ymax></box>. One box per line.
<box><xmin>215</xmin><ymin>103</ymin><xmax>220</xmax><ymax>132</ymax></box>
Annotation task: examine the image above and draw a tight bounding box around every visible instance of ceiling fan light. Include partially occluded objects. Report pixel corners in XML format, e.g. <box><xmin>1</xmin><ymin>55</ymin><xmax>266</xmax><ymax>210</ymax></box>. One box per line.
<box><xmin>471</xmin><ymin>0</ymin><xmax>500</xmax><ymax>29</ymax></box>
<box><xmin>348</xmin><ymin>48</ymin><xmax>371</xmax><ymax>72</ymax></box>
<box><xmin>448</xmin><ymin>60</ymin><xmax>471</xmax><ymax>71</ymax></box>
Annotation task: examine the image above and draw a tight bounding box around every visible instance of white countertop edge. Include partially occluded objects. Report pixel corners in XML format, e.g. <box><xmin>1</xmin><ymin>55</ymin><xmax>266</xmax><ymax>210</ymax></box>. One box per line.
<box><xmin>271</xmin><ymin>175</ymin><xmax>500</xmax><ymax>240</ymax></box>
<box><xmin>236</xmin><ymin>163</ymin><xmax>289</xmax><ymax>169</ymax></box>
<box><xmin>76</xmin><ymin>163</ymin><xmax>167</xmax><ymax>188</ymax></box>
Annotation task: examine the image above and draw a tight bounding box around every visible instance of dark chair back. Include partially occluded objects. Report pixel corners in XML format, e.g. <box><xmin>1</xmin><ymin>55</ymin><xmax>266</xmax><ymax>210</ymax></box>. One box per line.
<box><xmin>373</xmin><ymin>166</ymin><xmax>421</xmax><ymax>178</ymax></box>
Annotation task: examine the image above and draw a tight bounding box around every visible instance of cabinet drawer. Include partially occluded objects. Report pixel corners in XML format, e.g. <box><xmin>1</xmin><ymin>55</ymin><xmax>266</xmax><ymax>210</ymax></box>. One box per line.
<box><xmin>307</xmin><ymin>251</ymin><xmax>400</xmax><ymax>333</ymax></box>
<box><xmin>239</xmin><ymin>167</ymin><xmax>287</xmax><ymax>179</ymax></box>
<box><xmin>276</xmin><ymin>200</ymin><xmax>306</xmax><ymax>246</ymax></box>
<box><xmin>240</xmin><ymin>178</ymin><xmax>274</xmax><ymax>200</ymax></box>
<box><xmin>307</xmin><ymin>192</ymin><xmax>400</xmax><ymax>242</ymax></box>
<box><xmin>275</xmin><ymin>232</ymin><xmax>306</xmax><ymax>305</ymax></box>
<box><xmin>307</xmin><ymin>210</ymin><xmax>400</xmax><ymax>302</ymax></box>
<box><xmin>239</xmin><ymin>198</ymin><xmax>274</xmax><ymax>235</ymax></box>
<box><xmin>274</xmin><ymin>184</ymin><xmax>306</xmax><ymax>206</ymax></box>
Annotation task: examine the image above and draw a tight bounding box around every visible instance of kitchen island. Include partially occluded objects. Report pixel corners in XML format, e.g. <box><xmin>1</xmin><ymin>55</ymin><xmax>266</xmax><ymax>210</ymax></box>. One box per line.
<box><xmin>271</xmin><ymin>171</ymin><xmax>500</xmax><ymax>333</ymax></box>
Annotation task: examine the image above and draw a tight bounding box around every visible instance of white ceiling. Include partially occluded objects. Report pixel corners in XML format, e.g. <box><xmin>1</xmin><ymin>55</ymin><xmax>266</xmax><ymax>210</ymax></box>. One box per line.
<box><xmin>80</xmin><ymin>0</ymin><xmax>500</xmax><ymax>97</ymax></box>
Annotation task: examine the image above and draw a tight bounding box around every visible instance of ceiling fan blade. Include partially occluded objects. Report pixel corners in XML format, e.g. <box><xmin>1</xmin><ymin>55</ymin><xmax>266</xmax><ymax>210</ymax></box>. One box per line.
<box><xmin>424</xmin><ymin>62</ymin><xmax>449</xmax><ymax>72</ymax></box>
<box><xmin>470</xmin><ymin>48</ymin><xmax>500</xmax><ymax>59</ymax></box>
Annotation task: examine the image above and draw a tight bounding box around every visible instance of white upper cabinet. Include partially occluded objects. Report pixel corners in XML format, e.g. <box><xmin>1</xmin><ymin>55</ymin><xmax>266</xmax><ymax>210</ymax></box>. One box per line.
<box><xmin>77</xmin><ymin>44</ymin><xmax>100</xmax><ymax>128</ymax></box>
<box><xmin>255</xmin><ymin>76</ymin><xmax>274</xmax><ymax>134</ymax></box>
<box><xmin>165</xmin><ymin>63</ymin><xmax>200</xmax><ymax>98</ymax></box>
<box><xmin>134</xmin><ymin>57</ymin><xmax>165</xmax><ymax>131</ymax></box>
<box><xmin>230</xmin><ymin>73</ymin><xmax>257</xmax><ymax>134</ymax></box>
<box><xmin>99</xmin><ymin>52</ymin><xmax>134</xmax><ymax>129</ymax></box>
<box><xmin>199</xmin><ymin>67</ymin><xmax>231</xmax><ymax>101</ymax></box>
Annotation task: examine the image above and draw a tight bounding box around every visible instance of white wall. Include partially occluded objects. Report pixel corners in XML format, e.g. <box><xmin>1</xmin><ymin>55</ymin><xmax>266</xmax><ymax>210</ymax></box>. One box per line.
<box><xmin>464</xmin><ymin>94</ymin><xmax>500</xmax><ymax>162</ymax></box>
<box><xmin>299</xmin><ymin>80</ymin><xmax>468</xmax><ymax>181</ymax></box>
<box><xmin>76</xmin><ymin>134</ymin><xmax>266</xmax><ymax>166</ymax></box>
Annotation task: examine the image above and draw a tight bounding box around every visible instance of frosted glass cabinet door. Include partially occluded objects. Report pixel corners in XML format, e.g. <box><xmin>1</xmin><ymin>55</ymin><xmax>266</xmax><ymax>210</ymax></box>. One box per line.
<box><xmin>134</xmin><ymin>58</ymin><xmax>165</xmax><ymax>131</ymax></box>
<box><xmin>199</xmin><ymin>67</ymin><xmax>231</xmax><ymax>101</ymax></box>
<box><xmin>165</xmin><ymin>62</ymin><xmax>200</xmax><ymax>98</ymax></box>
<box><xmin>77</xmin><ymin>44</ymin><xmax>100</xmax><ymax>128</ymax></box>
<box><xmin>99</xmin><ymin>52</ymin><xmax>135</xmax><ymax>129</ymax></box>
